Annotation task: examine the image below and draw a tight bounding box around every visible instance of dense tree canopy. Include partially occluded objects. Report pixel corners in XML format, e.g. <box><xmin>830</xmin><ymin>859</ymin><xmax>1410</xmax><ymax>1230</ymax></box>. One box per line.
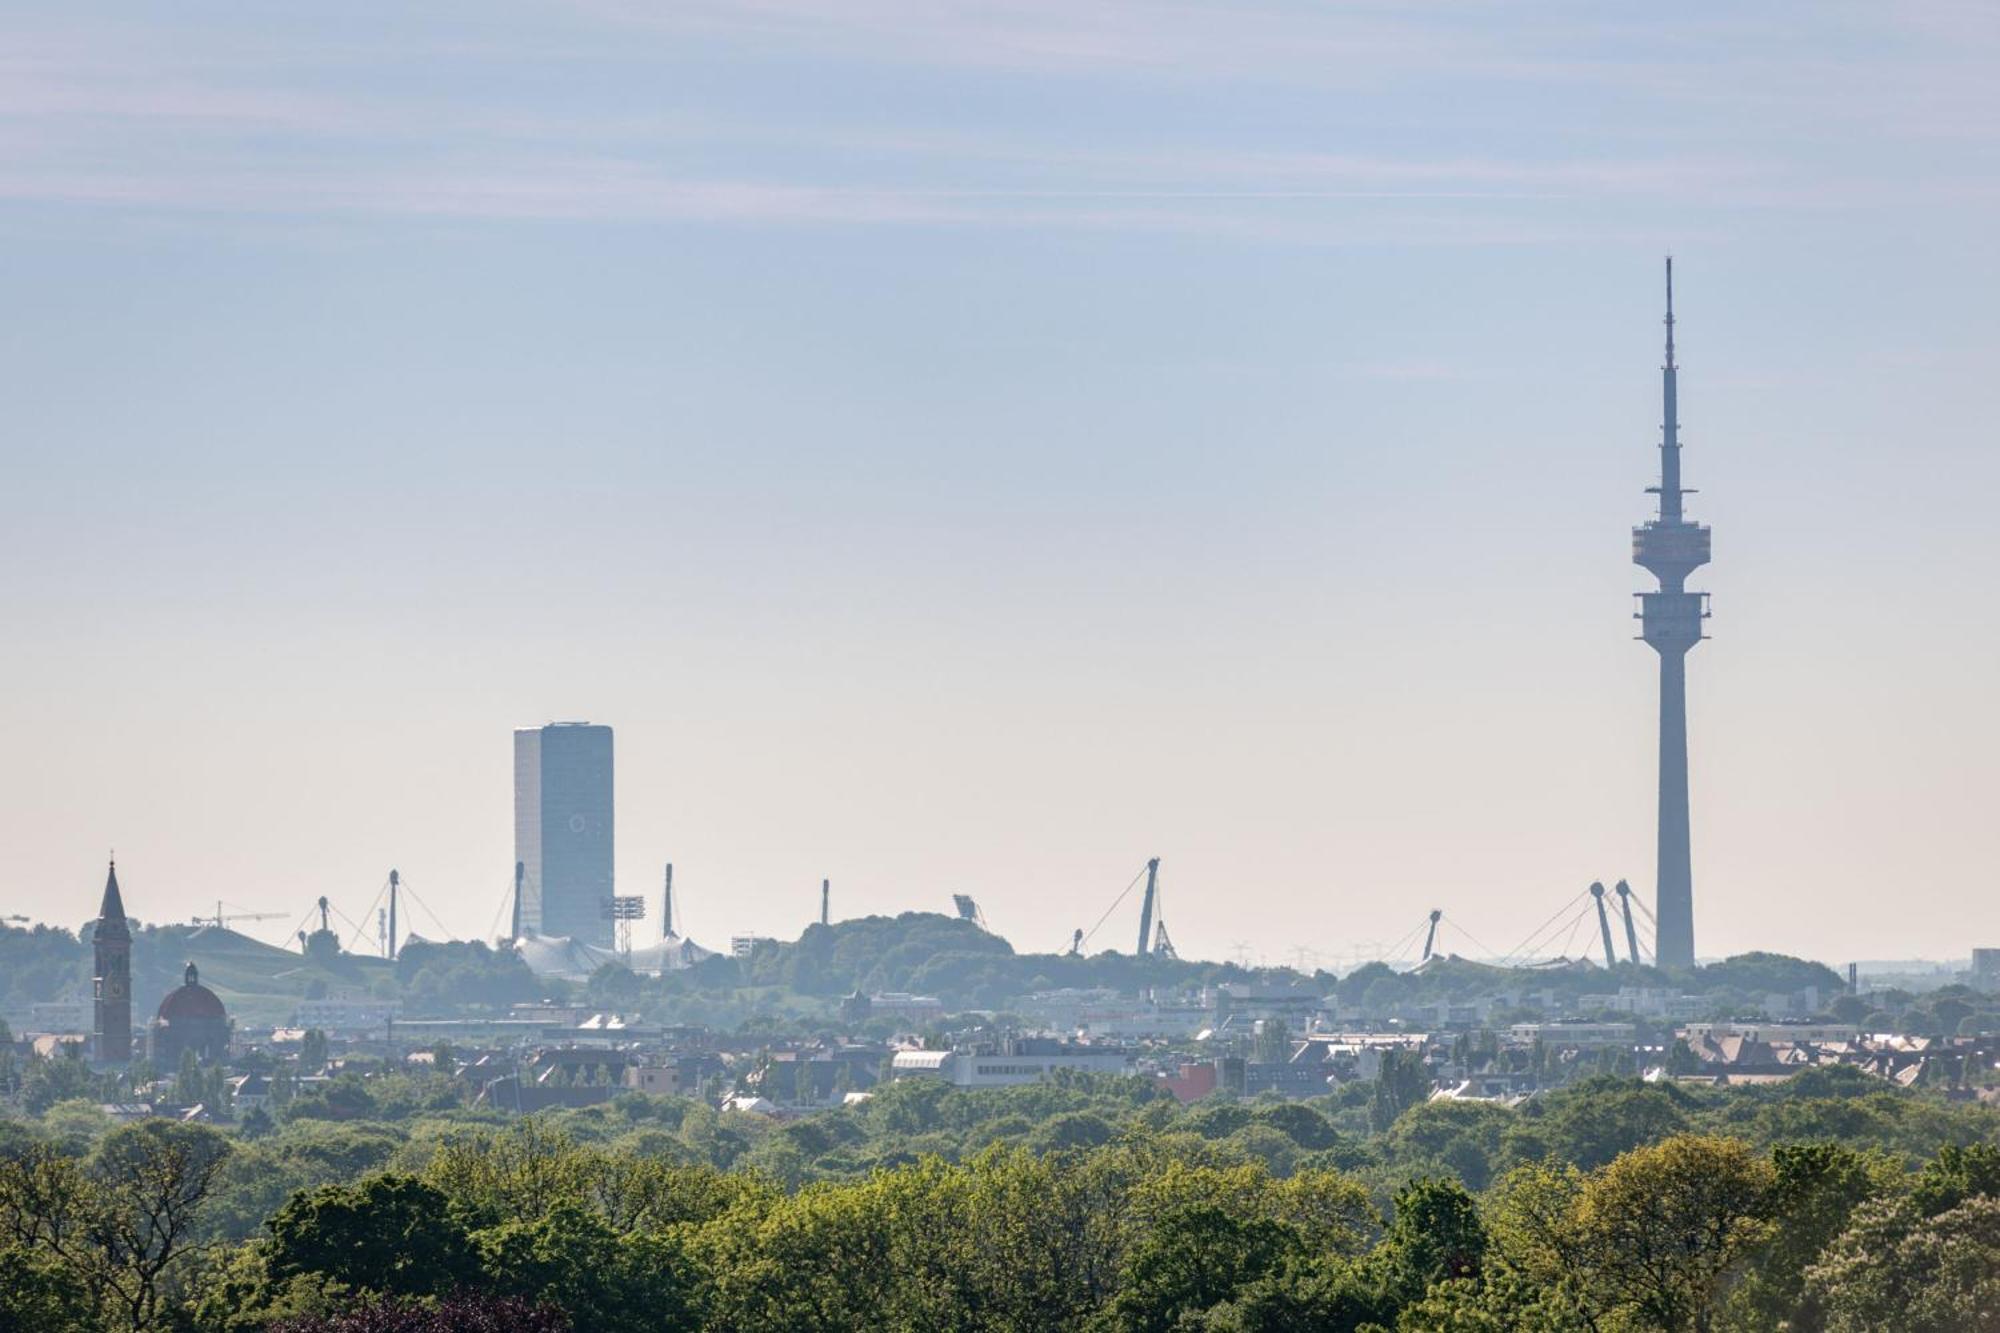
<box><xmin>2</xmin><ymin>1069</ymin><xmax>1997</xmax><ymax>1331</ymax></box>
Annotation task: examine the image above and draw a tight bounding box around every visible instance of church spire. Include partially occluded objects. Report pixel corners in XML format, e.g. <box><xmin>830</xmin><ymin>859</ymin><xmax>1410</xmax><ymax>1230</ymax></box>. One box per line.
<box><xmin>93</xmin><ymin>860</ymin><xmax>133</xmax><ymax>1064</ymax></box>
<box><xmin>97</xmin><ymin>860</ymin><xmax>130</xmax><ymax>941</ymax></box>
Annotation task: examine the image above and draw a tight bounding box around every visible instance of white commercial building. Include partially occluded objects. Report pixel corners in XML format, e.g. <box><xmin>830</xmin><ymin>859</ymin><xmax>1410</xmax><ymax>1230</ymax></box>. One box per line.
<box><xmin>1680</xmin><ymin>1020</ymin><xmax>1859</xmax><ymax>1046</ymax></box>
<box><xmin>294</xmin><ymin>998</ymin><xmax>401</xmax><ymax>1034</ymax></box>
<box><xmin>890</xmin><ymin>1040</ymin><xmax>1132</xmax><ymax>1087</ymax></box>
<box><xmin>1507</xmin><ymin>1022</ymin><xmax>1638</xmax><ymax>1049</ymax></box>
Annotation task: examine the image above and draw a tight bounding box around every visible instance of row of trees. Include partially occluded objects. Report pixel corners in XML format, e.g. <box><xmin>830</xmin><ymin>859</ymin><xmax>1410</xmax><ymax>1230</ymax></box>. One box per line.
<box><xmin>4</xmin><ymin>1112</ymin><xmax>1998</xmax><ymax>1332</ymax></box>
<box><xmin>16</xmin><ymin>1058</ymin><xmax>1996</xmax><ymax>1217</ymax></box>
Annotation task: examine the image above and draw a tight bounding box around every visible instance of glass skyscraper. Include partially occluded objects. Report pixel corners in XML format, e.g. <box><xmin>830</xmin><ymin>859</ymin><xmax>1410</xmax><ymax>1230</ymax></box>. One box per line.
<box><xmin>514</xmin><ymin>722</ymin><xmax>614</xmax><ymax>947</ymax></box>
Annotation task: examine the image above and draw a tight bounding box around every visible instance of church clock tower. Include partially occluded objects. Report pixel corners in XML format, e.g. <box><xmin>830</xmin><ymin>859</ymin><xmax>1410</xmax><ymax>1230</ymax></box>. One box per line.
<box><xmin>92</xmin><ymin>860</ymin><xmax>132</xmax><ymax>1064</ymax></box>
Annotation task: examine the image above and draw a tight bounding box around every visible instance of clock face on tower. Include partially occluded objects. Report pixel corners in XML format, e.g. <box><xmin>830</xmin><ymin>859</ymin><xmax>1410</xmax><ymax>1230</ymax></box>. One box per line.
<box><xmin>107</xmin><ymin>979</ymin><xmax>125</xmax><ymax>998</ymax></box>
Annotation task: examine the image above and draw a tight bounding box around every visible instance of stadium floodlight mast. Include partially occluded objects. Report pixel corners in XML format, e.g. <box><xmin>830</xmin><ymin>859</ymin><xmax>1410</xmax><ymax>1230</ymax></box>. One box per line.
<box><xmin>604</xmin><ymin>895</ymin><xmax>647</xmax><ymax>959</ymax></box>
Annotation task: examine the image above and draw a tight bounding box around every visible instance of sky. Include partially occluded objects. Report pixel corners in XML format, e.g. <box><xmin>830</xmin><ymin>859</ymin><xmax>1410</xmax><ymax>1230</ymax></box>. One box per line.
<box><xmin>3</xmin><ymin>1</ymin><xmax>1999</xmax><ymax>969</ymax></box>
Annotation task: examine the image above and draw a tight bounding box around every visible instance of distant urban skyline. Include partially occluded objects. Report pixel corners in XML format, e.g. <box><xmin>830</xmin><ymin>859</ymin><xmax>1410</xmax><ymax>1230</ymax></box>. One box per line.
<box><xmin>4</xmin><ymin>3</ymin><xmax>1999</xmax><ymax>965</ymax></box>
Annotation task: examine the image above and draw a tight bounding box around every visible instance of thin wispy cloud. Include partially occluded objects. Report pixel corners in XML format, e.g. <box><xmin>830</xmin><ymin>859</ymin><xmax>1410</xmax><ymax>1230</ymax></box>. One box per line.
<box><xmin>0</xmin><ymin>4</ymin><xmax>1991</xmax><ymax>237</ymax></box>
<box><xmin>571</xmin><ymin>0</ymin><xmax>1440</xmax><ymax>79</ymax></box>
<box><xmin>0</xmin><ymin>161</ymin><xmax>1675</xmax><ymax>250</ymax></box>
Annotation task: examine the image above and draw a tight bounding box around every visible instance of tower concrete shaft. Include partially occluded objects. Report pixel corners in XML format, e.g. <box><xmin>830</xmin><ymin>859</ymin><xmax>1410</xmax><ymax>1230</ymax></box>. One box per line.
<box><xmin>1631</xmin><ymin>259</ymin><xmax>1709</xmax><ymax>969</ymax></box>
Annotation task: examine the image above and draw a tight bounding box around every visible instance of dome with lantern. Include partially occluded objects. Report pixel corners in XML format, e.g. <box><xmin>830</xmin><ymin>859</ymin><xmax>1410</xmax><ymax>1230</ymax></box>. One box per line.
<box><xmin>151</xmin><ymin>961</ymin><xmax>231</xmax><ymax>1065</ymax></box>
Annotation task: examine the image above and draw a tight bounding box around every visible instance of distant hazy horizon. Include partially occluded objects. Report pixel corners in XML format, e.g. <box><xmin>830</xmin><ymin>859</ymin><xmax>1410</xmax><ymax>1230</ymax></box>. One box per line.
<box><xmin>5</xmin><ymin>2</ymin><xmax>1999</xmax><ymax>967</ymax></box>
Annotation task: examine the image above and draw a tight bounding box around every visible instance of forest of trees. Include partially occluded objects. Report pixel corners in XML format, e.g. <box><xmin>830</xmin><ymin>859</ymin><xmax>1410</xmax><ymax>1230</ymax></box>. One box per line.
<box><xmin>4</xmin><ymin>1068</ymin><xmax>1999</xmax><ymax>1331</ymax></box>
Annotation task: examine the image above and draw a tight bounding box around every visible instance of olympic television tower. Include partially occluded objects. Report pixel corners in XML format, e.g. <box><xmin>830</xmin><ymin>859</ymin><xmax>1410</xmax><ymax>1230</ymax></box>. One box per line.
<box><xmin>1631</xmin><ymin>258</ymin><xmax>1709</xmax><ymax>970</ymax></box>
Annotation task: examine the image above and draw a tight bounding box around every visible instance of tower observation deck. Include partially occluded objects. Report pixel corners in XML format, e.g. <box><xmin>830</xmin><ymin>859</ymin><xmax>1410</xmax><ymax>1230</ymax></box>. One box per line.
<box><xmin>1632</xmin><ymin>258</ymin><xmax>1708</xmax><ymax>969</ymax></box>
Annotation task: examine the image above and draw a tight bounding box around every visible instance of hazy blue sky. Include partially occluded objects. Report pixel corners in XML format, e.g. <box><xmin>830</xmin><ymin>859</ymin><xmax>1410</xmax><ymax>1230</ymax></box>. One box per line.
<box><xmin>4</xmin><ymin>2</ymin><xmax>1999</xmax><ymax>966</ymax></box>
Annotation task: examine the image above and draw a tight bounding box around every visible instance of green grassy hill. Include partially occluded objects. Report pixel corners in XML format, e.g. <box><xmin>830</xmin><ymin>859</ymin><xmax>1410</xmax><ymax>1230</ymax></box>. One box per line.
<box><xmin>129</xmin><ymin>924</ymin><xmax>395</xmax><ymax>1028</ymax></box>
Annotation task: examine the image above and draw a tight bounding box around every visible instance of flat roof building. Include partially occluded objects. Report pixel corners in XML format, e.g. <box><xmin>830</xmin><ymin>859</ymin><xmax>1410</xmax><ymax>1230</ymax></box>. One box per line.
<box><xmin>890</xmin><ymin>1039</ymin><xmax>1132</xmax><ymax>1088</ymax></box>
<box><xmin>1507</xmin><ymin>1021</ymin><xmax>1638</xmax><ymax>1049</ymax></box>
<box><xmin>515</xmin><ymin>722</ymin><xmax>615</xmax><ymax>948</ymax></box>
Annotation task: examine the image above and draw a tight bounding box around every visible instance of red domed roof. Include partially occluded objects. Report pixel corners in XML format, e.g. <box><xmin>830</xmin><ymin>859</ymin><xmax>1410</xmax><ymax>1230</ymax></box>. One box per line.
<box><xmin>157</xmin><ymin>962</ymin><xmax>227</xmax><ymax>1023</ymax></box>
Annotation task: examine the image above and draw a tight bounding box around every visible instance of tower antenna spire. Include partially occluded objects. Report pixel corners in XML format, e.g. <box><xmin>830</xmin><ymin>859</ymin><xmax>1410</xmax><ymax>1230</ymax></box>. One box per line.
<box><xmin>1655</xmin><ymin>255</ymin><xmax>1684</xmax><ymax>523</ymax></box>
<box><xmin>1664</xmin><ymin>255</ymin><xmax>1676</xmax><ymax>371</ymax></box>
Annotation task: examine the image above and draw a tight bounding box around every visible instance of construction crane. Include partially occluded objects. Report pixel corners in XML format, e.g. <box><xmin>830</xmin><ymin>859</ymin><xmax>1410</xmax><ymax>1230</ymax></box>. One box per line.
<box><xmin>1590</xmin><ymin>882</ymin><xmax>1618</xmax><ymax>968</ymax></box>
<box><xmin>190</xmin><ymin>901</ymin><xmax>285</xmax><ymax>930</ymax></box>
